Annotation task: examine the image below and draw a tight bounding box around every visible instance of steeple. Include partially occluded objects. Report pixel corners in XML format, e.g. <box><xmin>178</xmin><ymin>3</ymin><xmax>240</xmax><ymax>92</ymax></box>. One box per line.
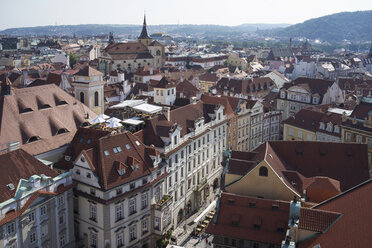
<box><xmin>139</xmin><ymin>14</ymin><xmax>150</xmax><ymax>39</ymax></box>
<box><xmin>108</xmin><ymin>32</ymin><xmax>114</xmax><ymax>44</ymax></box>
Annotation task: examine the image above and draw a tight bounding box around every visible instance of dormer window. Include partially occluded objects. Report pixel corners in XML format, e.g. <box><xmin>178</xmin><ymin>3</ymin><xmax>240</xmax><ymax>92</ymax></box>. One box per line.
<box><xmin>326</xmin><ymin>123</ymin><xmax>333</xmax><ymax>132</ymax></box>
<box><xmin>174</xmin><ymin>135</ymin><xmax>178</xmax><ymax>145</ymax></box>
<box><xmin>118</xmin><ymin>169</ymin><xmax>125</xmax><ymax>176</ymax></box>
<box><xmin>334</xmin><ymin>126</ymin><xmax>340</xmax><ymax>133</ymax></box>
<box><xmin>313</xmin><ymin>97</ymin><xmax>319</xmax><ymax>104</ymax></box>
<box><xmin>319</xmin><ymin>122</ymin><xmax>325</xmax><ymax>130</ymax></box>
<box><xmin>7</xmin><ymin>183</ymin><xmax>15</xmax><ymax>190</ymax></box>
<box><xmin>57</xmin><ymin>128</ymin><xmax>69</xmax><ymax>135</ymax></box>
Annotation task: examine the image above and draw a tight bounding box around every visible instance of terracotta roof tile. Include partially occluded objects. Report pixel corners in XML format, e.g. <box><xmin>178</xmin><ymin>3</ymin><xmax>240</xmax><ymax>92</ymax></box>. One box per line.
<box><xmin>0</xmin><ymin>149</ymin><xmax>59</xmax><ymax>202</ymax></box>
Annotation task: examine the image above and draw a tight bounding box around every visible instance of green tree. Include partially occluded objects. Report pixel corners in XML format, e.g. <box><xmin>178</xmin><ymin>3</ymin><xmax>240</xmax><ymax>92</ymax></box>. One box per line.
<box><xmin>69</xmin><ymin>52</ymin><xmax>77</xmax><ymax>68</ymax></box>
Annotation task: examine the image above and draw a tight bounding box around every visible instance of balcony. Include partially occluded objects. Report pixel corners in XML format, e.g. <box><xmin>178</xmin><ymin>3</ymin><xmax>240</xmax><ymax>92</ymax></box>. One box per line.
<box><xmin>155</xmin><ymin>195</ymin><xmax>173</xmax><ymax>211</ymax></box>
<box><xmin>193</xmin><ymin>178</ymin><xmax>208</xmax><ymax>192</ymax></box>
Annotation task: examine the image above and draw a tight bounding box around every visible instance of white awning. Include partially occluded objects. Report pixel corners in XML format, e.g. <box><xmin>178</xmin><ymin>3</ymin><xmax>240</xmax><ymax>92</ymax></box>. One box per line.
<box><xmin>123</xmin><ymin>119</ymin><xmax>144</xmax><ymax>125</ymax></box>
<box><xmin>193</xmin><ymin>200</ymin><xmax>216</xmax><ymax>223</ymax></box>
<box><xmin>132</xmin><ymin>103</ymin><xmax>162</xmax><ymax>114</ymax></box>
<box><xmin>109</xmin><ymin>99</ymin><xmax>145</xmax><ymax>109</ymax></box>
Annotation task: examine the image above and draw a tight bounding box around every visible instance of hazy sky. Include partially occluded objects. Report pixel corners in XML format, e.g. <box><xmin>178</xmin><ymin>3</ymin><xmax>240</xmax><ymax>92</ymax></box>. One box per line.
<box><xmin>1</xmin><ymin>0</ymin><xmax>371</xmax><ymax>30</ymax></box>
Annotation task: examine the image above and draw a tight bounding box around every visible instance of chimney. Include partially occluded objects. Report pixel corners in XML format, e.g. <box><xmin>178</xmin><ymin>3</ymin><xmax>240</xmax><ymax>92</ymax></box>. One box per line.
<box><xmin>164</xmin><ymin>107</ymin><xmax>171</xmax><ymax>121</ymax></box>
<box><xmin>1</xmin><ymin>78</ymin><xmax>12</xmax><ymax>96</ymax></box>
<box><xmin>181</xmin><ymin>71</ymin><xmax>184</xmax><ymax>83</ymax></box>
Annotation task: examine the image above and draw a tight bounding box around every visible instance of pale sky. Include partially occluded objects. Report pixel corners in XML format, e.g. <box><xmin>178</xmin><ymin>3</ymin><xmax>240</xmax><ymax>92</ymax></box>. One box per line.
<box><xmin>1</xmin><ymin>0</ymin><xmax>371</xmax><ymax>30</ymax></box>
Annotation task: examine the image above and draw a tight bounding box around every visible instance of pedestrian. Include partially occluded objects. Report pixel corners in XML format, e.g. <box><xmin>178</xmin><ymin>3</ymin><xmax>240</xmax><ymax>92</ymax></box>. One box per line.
<box><xmin>206</xmin><ymin>238</ymin><xmax>208</xmax><ymax>245</ymax></box>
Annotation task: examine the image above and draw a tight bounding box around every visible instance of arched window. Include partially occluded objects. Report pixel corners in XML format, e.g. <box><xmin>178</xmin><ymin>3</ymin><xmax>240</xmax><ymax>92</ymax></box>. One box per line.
<box><xmin>94</xmin><ymin>91</ymin><xmax>99</xmax><ymax>107</ymax></box>
<box><xmin>259</xmin><ymin>166</ymin><xmax>268</xmax><ymax>177</ymax></box>
<box><xmin>80</xmin><ymin>92</ymin><xmax>85</xmax><ymax>104</ymax></box>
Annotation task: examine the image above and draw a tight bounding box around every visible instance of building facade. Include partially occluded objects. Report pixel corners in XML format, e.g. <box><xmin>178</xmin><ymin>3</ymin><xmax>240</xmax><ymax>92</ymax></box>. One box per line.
<box><xmin>0</xmin><ymin>149</ymin><xmax>74</xmax><ymax>248</ymax></box>
<box><xmin>341</xmin><ymin>97</ymin><xmax>372</xmax><ymax>169</ymax></box>
<box><xmin>60</xmin><ymin>128</ymin><xmax>170</xmax><ymax>248</ymax></box>
<box><xmin>277</xmin><ymin>77</ymin><xmax>344</xmax><ymax>120</ymax></box>
<box><xmin>142</xmin><ymin>101</ymin><xmax>227</xmax><ymax>227</ymax></box>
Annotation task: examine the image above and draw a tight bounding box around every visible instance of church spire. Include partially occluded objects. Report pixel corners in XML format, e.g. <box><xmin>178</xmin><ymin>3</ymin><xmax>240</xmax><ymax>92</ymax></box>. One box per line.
<box><xmin>139</xmin><ymin>14</ymin><xmax>150</xmax><ymax>39</ymax></box>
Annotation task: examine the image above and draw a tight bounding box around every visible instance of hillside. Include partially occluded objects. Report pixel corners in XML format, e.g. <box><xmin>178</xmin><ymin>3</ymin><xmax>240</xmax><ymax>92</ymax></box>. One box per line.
<box><xmin>259</xmin><ymin>10</ymin><xmax>372</xmax><ymax>41</ymax></box>
<box><xmin>0</xmin><ymin>23</ymin><xmax>289</xmax><ymax>37</ymax></box>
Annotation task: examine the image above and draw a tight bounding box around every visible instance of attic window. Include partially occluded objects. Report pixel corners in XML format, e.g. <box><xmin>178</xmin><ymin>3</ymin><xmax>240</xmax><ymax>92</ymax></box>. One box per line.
<box><xmin>57</xmin><ymin>128</ymin><xmax>69</xmax><ymax>135</ymax></box>
<box><xmin>40</xmin><ymin>104</ymin><xmax>51</xmax><ymax>109</ymax></box>
<box><xmin>7</xmin><ymin>184</ymin><xmax>15</xmax><ymax>190</ymax></box>
<box><xmin>118</xmin><ymin>169</ymin><xmax>126</xmax><ymax>176</ymax></box>
<box><xmin>135</xmin><ymin>141</ymin><xmax>140</xmax><ymax>146</ymax></box>
<box><xmin>56</xmin><ymin>100</ymin><xmax>68</xmax><ymax>106</ymax></box>
<box><xmin>81</xmin><ymin>122</ymin><xmax>90</xmax><ymax>127</ymax></box>
<box><xmin>126</xmin><ymin>144</ymin><xmax>131</xmax><ymax>150</ymax></box>
<box><xmin>27</xmin><ymin>136</ymin><xmax>40</xmax><ymax>143</ymax></box>
<box><xmin>104</xmin><ymin>150</ymin><xmax>110</xmax><ymax>156</ymax></box>
<box><xmin>21</xmin><ymin>107</ymin><xmax>33</xmax><ymax>113</ymax></box>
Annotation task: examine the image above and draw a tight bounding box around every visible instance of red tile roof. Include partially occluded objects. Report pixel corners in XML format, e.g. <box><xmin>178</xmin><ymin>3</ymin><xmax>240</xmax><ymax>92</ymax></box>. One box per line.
<box><xmin>299</xmin><ymin>179</ymin><xmax>372</xmax><ymax>248</ymax></box>
<box><xmin>299</xmin><ymin>207</ymin><xmax>341</xmax><ymax>232</ymax></box>
<box><xmin>0</xmin><ymin>84</ymin><xmax>97</xmax><ymax>155</ymax></box>
<box><xmin>206</xmin><ymin>192</ymin><xmax>290</xmax><ymax>245</ymax></box>
<box><xmin>0</xmin><ymin>149</ymin><xmax>59</xmax><ymax>202</ymax></box>
<box><xmin>282</xmin><ymin>108</ymin><xmax>342</xmax><ymax>137</ymax></box>
<box><xmin>60</xmin><ymin>128</ymin><xmax>160</xmax><ymax>190</ymax></box>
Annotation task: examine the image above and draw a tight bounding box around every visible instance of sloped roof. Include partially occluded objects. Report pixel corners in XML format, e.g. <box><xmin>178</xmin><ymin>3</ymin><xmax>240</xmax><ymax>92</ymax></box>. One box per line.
<box><xmin>282</xmin><ymin>77</ymin><xmax>334</xmax><ymax>98</ymax></box>
<box><xmin>61</xmin><ymin>128</ymin><xmax>159</xmax><ymax>189</ymax></box>
<box><xmin>0</xmin><ymin>149</ymin><xmax>58</xmax><ymax>202</ymax></box>
<box><xmin>267</xmin><ymin>141</ymin><xmax>369</xmax><ymax>192</ymax></box>
<box><xmin>206</xmin><ymin>192</ymin><xmax>290</xmax><ymax>245</ymax></box>
<box><xmin>299</xmin><ymin>179</ymin><xmax>372</xmax><ymax>248</ymax></box>
<box><xmin>74</xmin><ymin>66</ymin><xmax>103</xmax><ymax>77</ymax></box>
<box><xmin>282</xmin><ymin>108</ymin><xmax>342</xmax><ymax>137</ymax></box>
<box><xmin>299</xmin><ymin>207</ymin><xmax>341</xmax><ymax>232</ymax></box>
<box><xmin>0</xmin><ymin>84</ymin><xmax>97</xmax><ymax>155</ymax></box>
<box><xmin>143</xmin><ymin>101</ymin><xmax>223</xmax><ymax>148</ymax></box>
<box><xmin>176</xmin><ymin>80</ymin><xmax>199</xmax><ymax>98</ymax></box>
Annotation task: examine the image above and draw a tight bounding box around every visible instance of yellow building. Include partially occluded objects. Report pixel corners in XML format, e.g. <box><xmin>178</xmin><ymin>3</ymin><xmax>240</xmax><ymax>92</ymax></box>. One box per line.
<box><xmin>72</xmin><ymin>66</ymin><xmax>105</xmax><ymax>115</ymax></box>
<box><xmin>341</xmin><ymin>97</ymin><xmax>372</xmax><ymax>169</ymax></box>
<box><xmin>283</xmin><ymin>124</ymin><xmax>316</xmax><ymax>141</ymax></box>
<box><xmin>199</xmin><ymin>73</ymin><xmax>219</xmax><ymax>93</ymax></box>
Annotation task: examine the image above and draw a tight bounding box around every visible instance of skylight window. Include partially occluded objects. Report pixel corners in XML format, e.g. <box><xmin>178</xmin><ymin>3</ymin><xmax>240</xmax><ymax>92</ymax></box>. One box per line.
<box><xmin>7</xmin><ymin>184</ymin><xmax>15</xmax><ymax>190</ymax></box>
<box><xmin>104</xmin><ymin>150</ymin><xmax>110</xmax><ymax>156</ymax></box>
<box><xmin>79</xmin><ymin>138</ymin><xmax>84</xmax><ymax>143</ymax></box>
<box><xmin>117</xmin><ymin>146</ymin><xmax>122</xmax><ymax>152</ymax></box>
<box><xmin>126</xmin><ymin>144</ymin><xmax>131</xmax><ymax>150</ymax></box>
<box><xmin>135</xmin><ymin>141</ymin><xmax>140</xmax><ymax>146</ymax></box>
<box><xmin>113</xmin><ymin>147</ymin><xmax>118</xmax><ymax>153</ymax></box>
<box><xmin>87</xmin><ymin>139</ymin><xmax>91</xmax><ymax>144</ymax></box>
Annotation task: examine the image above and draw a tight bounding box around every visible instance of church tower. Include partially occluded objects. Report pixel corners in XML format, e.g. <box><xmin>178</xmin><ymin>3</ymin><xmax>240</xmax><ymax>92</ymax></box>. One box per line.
<box><xmin>72</xmin><ymin>66</ymin><xmax>105</xmax><ymax>115</ymax></box>
<box><xmin>138</xmin><ymin>14</ymin><xmax>152</xmax><ymax>46</ymax></box>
